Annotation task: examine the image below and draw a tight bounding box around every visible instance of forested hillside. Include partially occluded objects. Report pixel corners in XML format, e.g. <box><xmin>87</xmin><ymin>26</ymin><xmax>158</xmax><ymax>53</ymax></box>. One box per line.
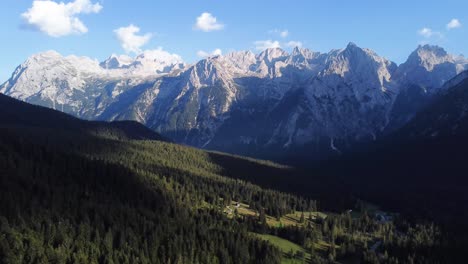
<box><xmin>0</xmin><ymin>93</ymin><xmax>462</xmax><ymax>263</ymax></box>
<box><xmin>300</xmin><ymin>74</ymin><xmax>468</xmax><ymax>263</ymax></box>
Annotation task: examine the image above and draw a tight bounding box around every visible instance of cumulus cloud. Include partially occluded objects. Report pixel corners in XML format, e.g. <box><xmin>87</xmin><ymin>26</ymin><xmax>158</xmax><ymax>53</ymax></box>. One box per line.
<box><xmin>140</xmin><ymin>48</ymin><xmax>183</xmax><ymax>62</ymax></box>
<box><xmin>194</xmin><ymin>12</ymin><xmax>224</xmax><ymax>32</ymax></box>
<box><xmin>197</xmin><ymin>48</ymin><xmax>222</xmax><ymax>58</ymax></box>
<box><xmin>21</xmin><ymin>0</ymin><xmax>102</xmax><ymax>37</ymax></box>
<box><xmin>254</xmin><ymin>40</ymin><xmax>281</xmax><ymax>51</ymax></box>
<box><xmin>418</xmin><ymin>27</ymin><xmax>443</xmax><ymax>39</ymax></box>
<box><xmin>447</xmin><ymin>18</ymin><xmax>462</xmax><ymax>30</ymax></box>
<box><xmin>418</xmin><ymin>27</ymin><xmax>433</xmax><ymax>38</ymax></box>
<box><xmin>114</xmin><ymin>24</ymin><xmax>152</xmax><ymax>54</ymax></box>
<box><xmin>286</xmin><ymin>41</ymin><xmax>303</xmax><ymax>48</ymax></box>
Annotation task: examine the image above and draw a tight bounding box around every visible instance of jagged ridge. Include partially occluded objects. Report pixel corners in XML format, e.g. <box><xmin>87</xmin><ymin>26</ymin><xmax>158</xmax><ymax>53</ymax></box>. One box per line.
<box><xmin>1</xmin><ymin>43</ymin><xmax>467</xmax><ymax>159</ymax></box>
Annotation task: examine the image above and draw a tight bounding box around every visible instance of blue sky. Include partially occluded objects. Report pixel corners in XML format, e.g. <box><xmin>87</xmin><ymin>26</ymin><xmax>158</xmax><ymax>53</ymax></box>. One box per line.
<box><xmin>0</xmin><ymin>0</ymin><xmax>467</xmax><ymax>82</ymax></box>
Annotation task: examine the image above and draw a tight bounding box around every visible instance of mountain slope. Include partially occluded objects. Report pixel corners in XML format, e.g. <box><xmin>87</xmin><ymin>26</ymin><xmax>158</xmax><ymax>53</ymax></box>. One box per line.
<box><xmin>0</xmin><ymin>50</ymin><xmax>185</xmax><ymax>120</ymax></box>
<box><xmin>135</xmin><ymin>43</ymin><xmax>400</xmax><ymax>158</ymax></box>
<box><xmin>396</xmin><ymin>70</ymin><xmax>468</xmax><ymax>138</ymax></box>
<box><xmin>309</xmin><ymin>71</ymin><xmax>468</xmax><ymax>223</ymax></box>
<box><xmin>1</xmin><ymin>92</ymin><xmax>467</xmax><ymax>263</ymax></box>
<box><xmin>0</xmin><ymin>93</ymin><xmax>302</xmax><ymax>264</ymax></box>
<box><xmin>0</xmin><ymin>93</ymin><xmax>165</xmax><ymax>141</ymax></box>
<box><xmin>2</xmin><ymin>44</ymin><xmax>467</xmax><ymax>160</ymax></box>
<box><xmin>9</xmin><ymin>87</ymin><xmax>431</xmax><ymax>264</ymax></box>
<box><xmin>395</xmin><ymin>45</ymin><xmax>467</xmax><ymax>90</ymax></box>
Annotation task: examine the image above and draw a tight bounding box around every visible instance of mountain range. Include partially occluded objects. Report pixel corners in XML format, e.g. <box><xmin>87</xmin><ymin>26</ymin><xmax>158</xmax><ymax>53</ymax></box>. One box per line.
<box><xmin>2</xmin><ymin>43</ymin><xmax>467</xmax><ymax>160</ymax></box>
<box><xmin>5</xmin><ymin>66</ymin><xmax>468</xmax><ymax>263</ymax></box>
<box><xmin>2</xmin><ymin>43</ymin><xmax>468</xmax><ymax>263</ymax></box>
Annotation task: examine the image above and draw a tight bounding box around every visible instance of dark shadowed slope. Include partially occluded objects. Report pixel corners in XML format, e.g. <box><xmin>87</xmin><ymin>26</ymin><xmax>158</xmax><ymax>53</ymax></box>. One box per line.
<box><xmin>1</xmin><ymin>87</ymin><xmax>466</xmax><ymax>263</ymax></box>
<box><xmin>0</xmin><ymin>92</ymin><xmax>293</xmax><ymax>263</ymax></box>
<box><xmin>308</xmin><ymin>71</ymin><xmax>468</xmax><ymax>225</ymax></box>
<box><xmin>395</xmin><ymin>71</ymin><xmax>468</xmax><ymax>139</ymax></box>
<box><xmin>0</xmin><ymin>92</ymin><xmax>165</xmax><ymax>141</ymax></box>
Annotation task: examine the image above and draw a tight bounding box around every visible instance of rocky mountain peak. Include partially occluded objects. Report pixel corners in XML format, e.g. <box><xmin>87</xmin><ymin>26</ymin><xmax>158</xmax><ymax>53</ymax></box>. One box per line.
<box><xmin>184</xmin><ymin>58</ymin><xmax>225</xmax><ymax>87</ymax></box>
<box><xmin>99</xmin><ymin>49</ymin><xmax>185</xmax><ymax>75</ymax></box>
<box><xmin>396</xmin><ymin>45</ymin><xmax>468</xmax><ymax>90</ymax></box>
<box><xmin>20</xmin><ymin>50</ymin><xmax>65</xmax><ymax>70</ymax></box>
<box><xmin>225</xmin><ymin>50</ymin><xmax>256</xmax><ymax>63</ymax></box>
<box><xmin>342</xmin><ymin>42</ymin><xmax>375</xmax><ymax>60</ymax></box>
<box><xmin>30</xmin><ymin>50</ymin><xmax>62</xmax><ymax>59</ymax></box>
<box><xmin>2</xmin><ymin>44</ymin><xmax>467</xmax><ymax>159</ymax></box>
<box><xmin>100</xmin><ymin>54</ymin><xmax>133</xmax><ymax>69</ymax></box>
<box><xmin>257</xmin><ymin>48</ymin><xmax>288</xmax><ymax>63</ymax></box>
<box><xmin>416</xmin><ymin>44</ymin><xmax>448</xmax><ymax>56</ymax></box>
<box><xmin>345</xmin><ymin>41</ymin><xmax>359</xmax><ymax>50</ymax></box>
<box><xmin>291</xmin><ymin>47</ymin><xmax>320</xmax><ymax>60</ymax></box>
<box><xmin>320</xmin><ymin>43</ymin><xmax>395</xmax><ymax>84</ymax></box>
<box><xmin>132</xmin><ymin>49</ymin><xmax>185</xmax><ymax>74</ymax></box>
<box><xmin>407</xmin><ymin>45</ymin><xmax>453</xmax><ymax>71</ymax></box>
<box><xmin>291</xmin><ymin>46</ymin><xmax>303</xmax><ymax>55</ymax></box>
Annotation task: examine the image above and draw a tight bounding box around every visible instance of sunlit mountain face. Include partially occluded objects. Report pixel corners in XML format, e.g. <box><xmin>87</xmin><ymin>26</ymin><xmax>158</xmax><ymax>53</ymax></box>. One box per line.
<box><xmin>1</xmin><ymin>1</ymin><xmax>468</xmax><ymax>263</ymax></box>
<box><xmin>2</xmin><ymin>44</ymin><xmax>467</xmax><ymax>160</ymax></box>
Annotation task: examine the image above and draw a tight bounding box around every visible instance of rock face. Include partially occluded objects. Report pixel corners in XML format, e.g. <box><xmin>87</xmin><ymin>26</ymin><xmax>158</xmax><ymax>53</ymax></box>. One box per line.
<box><xmin>1</xmin><ymin>43</ymin><xmax>467</xmax><ymax>159</ymax></box>
<box><xmin>387</xmin><ymin>45</ymin><xmax>468</xmax><ymax>132</ymax></box>
<box><xmin>396</xmin><ymin>71</ymin><xmax>468</xmax><ymax>140</ymax></box>
<box><xmin>395</xmin><ymin>45</ymin><xmax>467</xmax><ymax>91</ymax></box>
<box><xmin>0</xmin><ymin>49</ymin><xmax>186</xmax><ymax>120</ymax></box>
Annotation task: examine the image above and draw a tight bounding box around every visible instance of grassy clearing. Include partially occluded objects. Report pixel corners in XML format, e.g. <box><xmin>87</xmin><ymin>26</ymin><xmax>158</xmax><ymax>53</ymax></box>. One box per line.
<box><xmin>285</xmin><ymin>211</ymin><xmax>327</xmax><ymax>221</ymax></box>
<box><xmin>224</xmin><ymin>203</ymin><xmax>342</xmax><ymax>261</ymax></box>
<box><xmin>252</xmin><ymin>233</ymin><xmax>310</xmax><ymax>264</ymax></box>
<box><xmin>254</xmin><ymin>233</ymin><xmax>305</xmax><ymax>253</ymax></box>
<box><xmin>225</xmin><ymin>201</ymin><xmax>328</xmax><ymax>228</ymax></box>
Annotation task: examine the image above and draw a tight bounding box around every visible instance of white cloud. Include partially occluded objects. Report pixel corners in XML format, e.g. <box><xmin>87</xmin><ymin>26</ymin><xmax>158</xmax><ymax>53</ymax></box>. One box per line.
<box><xmin>212</xmin><ymin>49</ymin><xmax>223</xmax><ymax>56</ymax></box>
<box><xmin>286</xmin><ymin>41</ymin><xmax>303</xmax><ymax>48</ymax></box>
<box><xmin>196</xmin><ymin>50</ymin><xmax>209</xmax><ymax>57</ymax></box>
<box><xmin>194</xmin><ymin>12</ymin><xmax>224</xmax><ymax>32</ymax></box>
<box><xmin>418</xmin><ymin>27</ymin><xmax>433</xmax><ymax>38</ymax></box>
<box><xmin>21</xmin><ymin>0</ymin><xmax>102</xmax><ymax>37</ymax></box>
<box><xmin>114</xmin><ymin>24</ymin><xmax>152</xmax><ymax>54</ymax></box>
<box><xmin>418</xmin><ymin>27</ymin><xmax>443</xmax><ymax>39</ymax></box>
<box><xmin>254</xmin><ymin>40</ymin><xmax>281</xmax><ymax>51</ymax></box>
<box><xmin>447</xmin><ymin>18</ymin><xmax>462</xmax><ymax>30</ymax></box>
<box><xmin>269</xmin><ymin>29</ymin><xmax>289</xmax><ymax>38</ymax></box>
<box><xmin>280</xmin><ymin>30</ymin><xmax>289</xmax><ymax>38</ymax></box>
<box><xmin>197</xmin><ymin>48</ymin><xmax>222</xmax><ymax>58</ymax></box>
<box><xmin>140</xmin><ymin>48</ymin><xmax>183</xmax><ymax>62</ymax></box>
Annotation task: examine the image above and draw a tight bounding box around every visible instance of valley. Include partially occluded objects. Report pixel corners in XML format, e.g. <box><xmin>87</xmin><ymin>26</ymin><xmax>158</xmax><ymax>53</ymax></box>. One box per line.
<box><xmin>0</xmin><ymin>92</ymin><xmax>454</xmax><ymax>263</ymax></box>
<box><xmin>2</xmin><ymin>1</ymin><xmax>468</xmax><ymax>263</ymax></box>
